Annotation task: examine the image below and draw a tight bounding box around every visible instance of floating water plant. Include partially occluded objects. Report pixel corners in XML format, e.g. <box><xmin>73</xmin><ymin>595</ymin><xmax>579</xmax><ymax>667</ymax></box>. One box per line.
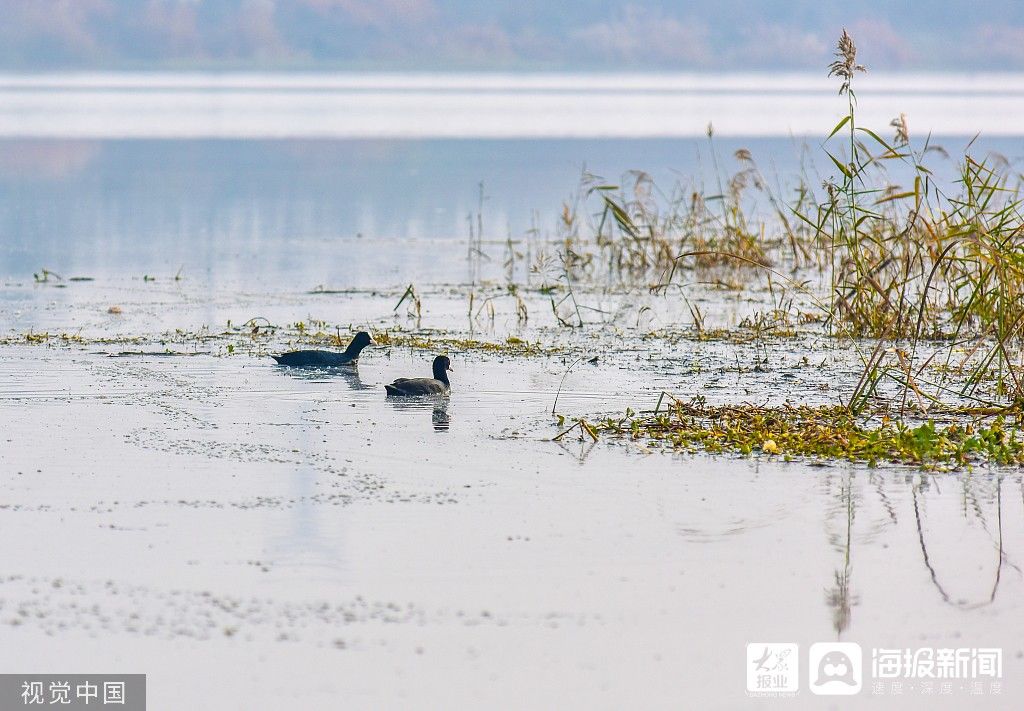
<box><xmin>576</xmin><ymin>396</ymin><xmax>1024</xmax><ymax>470</ymax></box>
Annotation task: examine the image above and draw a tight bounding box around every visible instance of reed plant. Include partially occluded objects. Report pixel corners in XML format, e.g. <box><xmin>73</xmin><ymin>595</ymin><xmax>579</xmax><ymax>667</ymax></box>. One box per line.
<box><xmin>531</xmin><ymin>29</ymin><xmax>1024</xmax><ymax>418</ymax></box>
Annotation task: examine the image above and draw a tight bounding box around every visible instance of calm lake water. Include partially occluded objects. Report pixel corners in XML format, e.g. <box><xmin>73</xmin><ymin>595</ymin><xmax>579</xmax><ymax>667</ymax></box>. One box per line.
<box><xmin>2</xmin><ymin>133</ymin><xmax>1023</xmax><ymax>283</ymax></box>
<box><xmin>1</xmin><ymin>74</ymin><xmax>1023</xmax><ymax>709</ymax></box>
<box><xmin>1</xmin><ymin>72</ymin><xmax>1023</xmax><ymax>282</ymax></box>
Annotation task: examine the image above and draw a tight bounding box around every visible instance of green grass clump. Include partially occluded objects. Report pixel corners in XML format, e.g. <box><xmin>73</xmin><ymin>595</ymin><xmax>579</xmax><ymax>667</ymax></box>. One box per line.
<box><xmin>574</xmin><ymin>398</ymin><xmax>1024</xmax><ymax>469</ymax></box>
<box><xmin>373</xmin><ymin>331</ymin><xmax>556</xmax><ymax>356</ymax></box>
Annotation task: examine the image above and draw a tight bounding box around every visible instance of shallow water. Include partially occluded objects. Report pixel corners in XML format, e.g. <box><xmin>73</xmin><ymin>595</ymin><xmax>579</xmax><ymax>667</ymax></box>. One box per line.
<box><xmin>2</xmin><ymin>277</ymin><xmax>1023</xmax><ymax>708</ymax></box>
<box><xmin>2</xmin><ymin>75</ymin><xmax>1024</xmax><ymax>708</ymax></box>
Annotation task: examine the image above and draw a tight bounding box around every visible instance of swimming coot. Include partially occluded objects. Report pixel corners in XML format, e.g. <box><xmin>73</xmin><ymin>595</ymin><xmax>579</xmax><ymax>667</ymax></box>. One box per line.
<box><xmin>272</xmin><ymin>331</ymin><xmax>374</xmax><ymax>367</ymax></box>
<box><xmin>384</xmin><ymin>355</ymin><xmax>452</xmax><ymax>396</ymax></box>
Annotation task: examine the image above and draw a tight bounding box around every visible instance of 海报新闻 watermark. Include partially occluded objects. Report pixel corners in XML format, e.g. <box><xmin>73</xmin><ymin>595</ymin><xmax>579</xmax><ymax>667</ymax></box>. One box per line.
<box><xmin>745</xmin><ymin>643</ymin><xmax>1003</xmax><ymax>697</ymax></box>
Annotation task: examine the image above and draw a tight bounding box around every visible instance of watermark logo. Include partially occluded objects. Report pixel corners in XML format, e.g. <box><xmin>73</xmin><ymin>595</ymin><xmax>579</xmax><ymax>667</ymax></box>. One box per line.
<box><xmin>742</xmin><ymin>642</ymin><xmax>1005</xmax><ymax>696</ymax></box>
<box><xmin>809</xmin><ymin>642</ymin><xmax>863</xmax><ymax>695</ymax></box>
<box><xmin>746</xmin><ymin>643</ymin><xmax>799</xmax><ymax>696</ymax></box>
<box><xmin>869</xmin><ymin>647</ymin><xmax>1002</xmax><ymax>696</ymax></box>
<box><xmin>0</xmin><ymin>675</ymin><xmax>145</xmax><ymax>710</ymax></box>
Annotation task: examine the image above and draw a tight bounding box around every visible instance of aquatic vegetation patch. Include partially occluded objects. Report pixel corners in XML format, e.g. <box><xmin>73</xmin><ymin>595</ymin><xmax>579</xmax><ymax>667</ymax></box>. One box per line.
<box><xmin>563</xmin><ymin>398</ymin><xmax>1024</xmax><ymax>469</ymax></box>
<box><xmin>4</xmin><ymin>331</ymin><xmax>146</xmax><ymax>347</ymax></box>
<box><xmin>1</xmin><ymin>321</ymin><xmax>565</xmax><ymax>359</ymax></box>
<box><xmin>271</xmin><ymin>323</ymin><xmax>562</xmax><ymax>357</ymax></box>
<box><xmin>2</xmin><ymin>326</ymin><xmax>253</xmax><ymax>352</ymax></box>
<box><xmin>373</xmin><ymin>330</ymin><xmax>560</xmax><ymax>357</ymax></box>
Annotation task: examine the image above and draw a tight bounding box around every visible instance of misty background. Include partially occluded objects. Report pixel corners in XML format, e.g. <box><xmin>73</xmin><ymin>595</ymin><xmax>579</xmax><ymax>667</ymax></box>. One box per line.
<box><xmin>1</xmin><ymin>0</ymin><xmax>1022</xmax><ymax>72</ymax></box>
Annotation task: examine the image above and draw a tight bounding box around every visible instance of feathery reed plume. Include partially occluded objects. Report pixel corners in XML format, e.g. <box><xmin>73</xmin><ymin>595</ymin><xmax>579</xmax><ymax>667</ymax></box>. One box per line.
<box><xmin>828</xmin><ymin>29</ymin><xmax>866</xmax><ymax>95</ymax></box>
<box><xmin>890</xmin><ymin>113</ymin><xmax>909</xmax><ymax>146</ymax></box>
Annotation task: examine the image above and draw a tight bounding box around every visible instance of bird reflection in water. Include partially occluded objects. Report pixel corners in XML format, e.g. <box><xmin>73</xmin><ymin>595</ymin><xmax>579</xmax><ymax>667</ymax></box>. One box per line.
<box><xmin>432</xmin><ymin>402</ymin><xmax>451</xmax><ymax>431</ymax></box>
<box><xmin>387</xmin><ymin>394</ymin><xmax>451</xmax><ymax>432</ymax></box>
<box><xmin>276</xmin><ymin>366</ymin><xmax>373</xmax><ymax>391</ymax></box>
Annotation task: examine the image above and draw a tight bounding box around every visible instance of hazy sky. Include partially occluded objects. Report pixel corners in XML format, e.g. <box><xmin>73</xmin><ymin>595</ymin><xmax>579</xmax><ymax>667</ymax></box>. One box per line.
<box><xmin>2</xmin><ymin>0</ymin><xmax>1023</xmax><ymax>71</ymax></box>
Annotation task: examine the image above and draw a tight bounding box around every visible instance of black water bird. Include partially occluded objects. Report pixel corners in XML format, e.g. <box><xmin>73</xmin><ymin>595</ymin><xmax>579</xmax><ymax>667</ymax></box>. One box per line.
<box><xmin>384</xmin><ymin>355</ymin><xmax>452</xmax><ymax>396</ymax></box>
<box><xmin>272</xmin><ymin>331</ymin><xmax>374</xmax><ymax>367</ymax></box>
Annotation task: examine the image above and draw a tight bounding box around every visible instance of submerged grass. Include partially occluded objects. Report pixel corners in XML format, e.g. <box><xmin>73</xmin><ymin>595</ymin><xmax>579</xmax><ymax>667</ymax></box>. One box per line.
<box><xmin>3</xmin><ymin>327</ymin><xmax>560</xmax><ymax>358</ymax></box>
<box><xmin>569</xmin><ymin>397</ymin><xmax>1024</xmax><ymax>469</ymax></box>
<box><xmin>370</xmin><ymin>330</ymin><xmax>559</xmax><ymax>356</ymax></box>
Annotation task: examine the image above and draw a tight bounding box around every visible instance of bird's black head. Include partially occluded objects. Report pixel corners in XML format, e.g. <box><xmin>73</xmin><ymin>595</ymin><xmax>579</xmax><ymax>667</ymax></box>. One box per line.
<box><xmin>432</xmin><ymin>355</ymin><xmax>453</xmax><ymax>381</ymax></box>
<box><xmin>346</xmin><ymin>331</ymin><xmax>375</xmax><ymax>356</ymax></box>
